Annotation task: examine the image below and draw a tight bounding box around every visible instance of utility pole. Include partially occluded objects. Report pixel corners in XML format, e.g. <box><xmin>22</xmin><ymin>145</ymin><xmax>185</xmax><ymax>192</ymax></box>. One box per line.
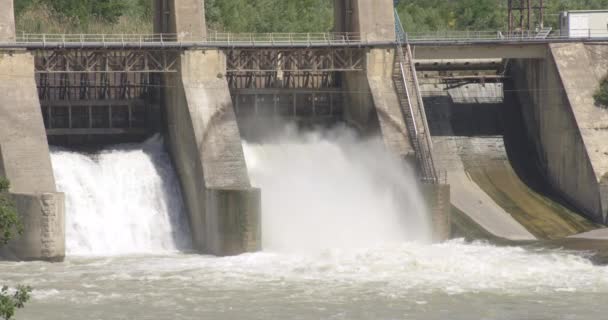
<box><xmin>507</xmin><ymin>0</ymin><xmax>545</xmax><ymax>34</ymax></box>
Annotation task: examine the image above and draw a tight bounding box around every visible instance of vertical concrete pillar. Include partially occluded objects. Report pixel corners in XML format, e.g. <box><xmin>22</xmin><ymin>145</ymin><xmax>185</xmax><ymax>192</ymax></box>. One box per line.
<box><xmin>163</xmin><ymin>49</ymin><xmax>261</xmax><ymax>256</ymax></box>
<box><xmin>154</xmin><ymin>0</ymin><xmax>206</xmax><ymax>40</ymax></box>
<box><xmin>334</xmin><ymin>0</ymin><xmax>396</xmax><ymax>41</ymax></box>
<box><xmin>0</xmin><ymin>0</ymin><xmax>16</xmax><ymax>42</ymax></box>
<box><xmin>334</xmin><ymin>0</ymin><xmax>413</xmax><ymax>158</ymax></box>
<box><xmin>421</xmin><ymin>183</ymin><xmax>451</xmax><ymax>242</ymax></box>
<box><xmin>0</xmin><ymin>51</ymin><xmax>65</xmax><ymax>261</ymax></box>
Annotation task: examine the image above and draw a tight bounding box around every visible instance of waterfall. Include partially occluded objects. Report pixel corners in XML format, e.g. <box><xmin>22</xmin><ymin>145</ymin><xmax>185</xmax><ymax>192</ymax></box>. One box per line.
<box><xmin>242</xmin><ymin>125</ymin><xmax>431</xmax><ymax>253</ymax></box>
<box><xmin>50</xmin><ymin>135</ymin><xmax>192</xmax><ymax>256</ymax></box>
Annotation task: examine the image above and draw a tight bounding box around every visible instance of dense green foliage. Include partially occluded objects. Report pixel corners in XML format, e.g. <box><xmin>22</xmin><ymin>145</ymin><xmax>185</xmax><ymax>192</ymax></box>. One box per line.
<box><xmin>0</xmin><ymin>178</ymin><xmax>30</xmax><ymax>320</ymax></box>
<box><xmin>594</xmin><ymin>75</ymin><xmax>608</xmax><ymax>108</ymax></box>
<box><xmin>0</xmin><ymin>286</ymin><xmax>31</xmax><ymax>320</ymax></box>
<box><xmin>396</xmin><ymin>0</ymin><xmax>608</xmax><ymax>32</ymax></box>
<box><xmin>0</xmin><ymin>178</ymin><xmax>21</xmax><ymax>246</ymax></box>
<box><xmin>205</xmin><ymin>0</ymin><xmax>333</xmax><ymax>33</ymax></box>
<box><xmin>14</xmin><ymin>0</ymin><xmax>608</xmax><ymax>34</ymax></box>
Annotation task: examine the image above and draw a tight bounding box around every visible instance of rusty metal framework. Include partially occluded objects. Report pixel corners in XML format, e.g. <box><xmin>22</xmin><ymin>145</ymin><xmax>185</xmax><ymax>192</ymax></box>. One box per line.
<box><xmin>37</xmin><ymin>73</ymin><xmax>155</xmax><ymax>101</ymax></box>
<box><xmin>34</xmin><ymin>50</ymin><xmax>179</xmax><ymax>73</ymax></box>
<box><xmin>508</xmin><ymin>0</ymin><xmax>545</xmax><ymax>33</ymax></box>
<box><xmin>227</xmin><ymin>71</ymin><xmax>338</xmax><ymax>89</ymax></box>
<box><xmin>225</xmin><ymin>48</ymin><xmax>365</xmax><ymax>72</ymax></box>
<box><xmin>233</xmin><ymin>90</ymin><xmax>343</xmax><ymax>119</ymax></box>
<box><xmin>36</xmin><ymin>71</ymin><xmax>158</xmax><ymax>138</ymax></box>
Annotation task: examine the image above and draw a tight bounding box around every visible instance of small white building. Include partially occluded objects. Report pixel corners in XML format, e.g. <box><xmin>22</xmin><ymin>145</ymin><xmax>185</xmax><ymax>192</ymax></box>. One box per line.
<box><xmin>561</xmin><ymin>10</ymin><xmax>608</xmax><ymax>38</ymax></box>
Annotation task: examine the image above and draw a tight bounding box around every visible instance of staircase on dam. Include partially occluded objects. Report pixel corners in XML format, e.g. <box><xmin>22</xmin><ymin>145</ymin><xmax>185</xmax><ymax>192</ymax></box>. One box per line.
<box><xmin>393</xmin><ymin>14</ymin><xmax>438</xmax><ymax>184</ymax></box>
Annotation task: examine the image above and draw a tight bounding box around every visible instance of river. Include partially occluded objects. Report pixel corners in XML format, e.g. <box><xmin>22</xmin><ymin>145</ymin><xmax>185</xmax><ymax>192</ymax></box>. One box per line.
<box><xmin>1</xmin><ymin>129</ymin><xmax>607</xmax><ymax>319</ymax></box>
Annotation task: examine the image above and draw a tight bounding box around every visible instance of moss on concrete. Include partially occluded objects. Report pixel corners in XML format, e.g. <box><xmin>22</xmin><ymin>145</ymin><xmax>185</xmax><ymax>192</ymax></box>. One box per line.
<box><xmin>465</xmin><ymin>161</ymin><xmax>600</xmax><ymax>240</ymax></box>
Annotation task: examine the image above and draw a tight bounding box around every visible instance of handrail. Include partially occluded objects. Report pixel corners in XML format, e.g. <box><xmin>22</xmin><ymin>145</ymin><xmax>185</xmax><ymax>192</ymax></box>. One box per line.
<box><xmin>407</xmin><ymin>42</ymin><xmax>438</xmax><ymax>181</ymax></box>
<box><xmin>397</xmin><ymin>47</ymin><xmax>418</xmax><ymax>136</ymax></box>
<box><xmin>394</xmin><ymin>9</ymin><xmax>439</xmax><ymax>184</ymax></box>
<box><xmin>5</xmin><ymin>29</ymin><xmax>608</xmax><ymax>49</ymax></box>
<box><xmin>12</xmin><ymin>29</ymin><xmax>608</xmax><ymax>43</ymax></box>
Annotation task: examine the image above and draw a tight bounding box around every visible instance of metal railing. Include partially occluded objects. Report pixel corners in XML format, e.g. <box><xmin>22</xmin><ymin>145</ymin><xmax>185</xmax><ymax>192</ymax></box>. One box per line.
<box><xmin>393</xmin><ymin>9</ymin><xmax>439</xmax><ymax>184</ymax></box>
<box><xmin>3</xmin><ymin>29</ymin><xmax>608</xmax><ymax>48</ymax></box>
<box><xmin>13</xmin><ymin>32</ymin><xmax>367</xmax><ymax>46</ymax></box>
<box><xmin>406</xmin><ymin>28</ymin><xmax>608</xmax><ymax>42</ymax></box>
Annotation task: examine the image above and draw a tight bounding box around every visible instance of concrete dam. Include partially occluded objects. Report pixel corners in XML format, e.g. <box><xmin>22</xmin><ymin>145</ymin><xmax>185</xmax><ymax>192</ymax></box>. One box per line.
<box><xmin>1</xmin><ymin>0</ymin><xmax>608</xmax><ymax>263</ymax></box>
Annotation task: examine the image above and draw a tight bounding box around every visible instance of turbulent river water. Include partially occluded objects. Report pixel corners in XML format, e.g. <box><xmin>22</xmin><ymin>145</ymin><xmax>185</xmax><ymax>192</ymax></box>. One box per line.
<box><xmin>1</xmin><ymin>130</ymin><xmax>608</xmax><ymax>320</ymax></box>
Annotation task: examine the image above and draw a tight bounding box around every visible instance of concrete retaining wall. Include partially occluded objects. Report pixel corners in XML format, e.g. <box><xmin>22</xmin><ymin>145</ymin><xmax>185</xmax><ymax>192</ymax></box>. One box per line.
<box><xmin>0</xmin><ymin>192</ymin><xmax>65</xmax><ymax>261</ymax></box>
<box><xmin>512</xmin><ymin>43</ymin><xmax>608</xmax><ymax>223</ymax></box>
<box><xmin>163</xmin><ymin>49</ymin><xmax>261</xmax><ymax>255</ymax></box>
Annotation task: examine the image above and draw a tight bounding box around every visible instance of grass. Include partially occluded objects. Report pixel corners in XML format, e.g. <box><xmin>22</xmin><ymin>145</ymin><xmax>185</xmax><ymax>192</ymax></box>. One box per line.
<box><xmin>15</xmin><ymin>5</ymin><xmax>152</xmax><ymax>35</ymax></box>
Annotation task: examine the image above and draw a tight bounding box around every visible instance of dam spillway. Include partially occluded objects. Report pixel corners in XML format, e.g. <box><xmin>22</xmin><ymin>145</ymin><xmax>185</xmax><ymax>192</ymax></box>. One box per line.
<box><xmin>242</xmin><ymin>126</ymin><xmax>431</xmax><ymax>252</ymax></box>
<box><xmin>49</xmin><ymin>136</ymin><xmax>192</xmax><ymax>255</ymax></box>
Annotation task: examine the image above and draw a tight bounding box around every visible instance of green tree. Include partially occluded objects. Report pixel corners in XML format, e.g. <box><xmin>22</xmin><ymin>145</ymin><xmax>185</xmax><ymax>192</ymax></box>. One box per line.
<box><xmin>594</xmin><ymin>75</ymin><xmax>608</xmax><ymax>108</ymax></box>
<box><xmin>0</xmin><ymin>286</ymin><xmax>31</xmax><ymax>320</ymax></box>
<box><xmin>0</xmin><ymin>177</ymin><xmax>31</xmax><ymax>320</ymax></box>
<box><xmin>0</xmin><ymin>178</ymin><xmax>22</xmax><ymax>246</ymax></box>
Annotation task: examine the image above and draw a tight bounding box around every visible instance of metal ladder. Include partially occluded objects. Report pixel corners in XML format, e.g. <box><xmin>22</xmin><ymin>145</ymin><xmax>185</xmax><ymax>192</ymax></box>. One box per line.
<box><xmin>393</xmin><ymin>11</ymin><xmax>439</xmax><ymax>184</ymax></box>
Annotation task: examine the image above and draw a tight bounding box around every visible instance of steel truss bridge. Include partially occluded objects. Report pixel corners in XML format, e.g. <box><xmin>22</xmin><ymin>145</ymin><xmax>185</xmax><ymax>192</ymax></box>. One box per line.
<box><xmin>9</xmin><ymin>30</ymin><xmax>608</xmax><ymax>150</ymax></box>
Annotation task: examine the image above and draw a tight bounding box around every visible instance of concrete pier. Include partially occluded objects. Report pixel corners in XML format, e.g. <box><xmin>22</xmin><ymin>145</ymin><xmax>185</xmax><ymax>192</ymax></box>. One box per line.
<box><xmin>0</xmin><ymin>0</ymin><xmax>15</xmax><ymax>42</ymax></box>
<box><xmin>336</xmin><ymin>0</ymin><xmax>414</xmax><ymax>158</ymax></box>
<box><xmin>421</xmin><ymin>184</ymin><xmax>451</xmax><ymax>242</ymax></box>
<box><xmin>0</xmin><ymin>11</ymin><xmax>65</xmax><ymax>261</ymax></box>
<box><xmin>158</xmin><ymin>1</ymin><xmax>260</xmax><ymax>256</ymax></box>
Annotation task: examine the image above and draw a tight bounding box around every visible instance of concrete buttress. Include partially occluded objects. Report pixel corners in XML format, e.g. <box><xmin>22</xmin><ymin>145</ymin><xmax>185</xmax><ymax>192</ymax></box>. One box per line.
<box><xmin>0</xmin><ymin>3</ymin><xmax>65</xmax><ymax>261</ymax></box>
<box><xmin>155</xmin><ymin>1</ymin><xmax>260</xmax><ymax>255</ymax></box>
<box><xmin>335</xmin><ymin>0</ymin><xmax>414</xmax><ymax>158</ymax></box>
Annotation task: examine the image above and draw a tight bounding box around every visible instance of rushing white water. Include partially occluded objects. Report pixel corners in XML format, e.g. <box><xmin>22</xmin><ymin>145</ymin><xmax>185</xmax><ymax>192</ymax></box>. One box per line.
<box><xmin>50</xmin><ymin>135</ymin><xmax>192</xmax><ymax>255</ymax></box>
<box><xmin>3</xmin><ymin>127</ymin><xmax>608</xmax><ymax>319</ymax></box>
<box><xmin>2</xmin><ymin>240</ymin><xmax>608</xmax><ymax>320</ymax></box>
<box><xmin>242</xmin><ymin>125</ymin><xmax>431</xmax><ymax>252</ymax></box>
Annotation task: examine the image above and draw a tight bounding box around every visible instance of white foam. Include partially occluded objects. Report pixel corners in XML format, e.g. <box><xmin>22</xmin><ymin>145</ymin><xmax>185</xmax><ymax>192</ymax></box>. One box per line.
<box><xmin>50</xmin><ymin>135</ymin><xmax>192</xmax><ymax>256</ymax></box>
<box><xmin>242</xmin><ymin>126</ymin><xmax>431</xmax><ymax>253</ymax></box>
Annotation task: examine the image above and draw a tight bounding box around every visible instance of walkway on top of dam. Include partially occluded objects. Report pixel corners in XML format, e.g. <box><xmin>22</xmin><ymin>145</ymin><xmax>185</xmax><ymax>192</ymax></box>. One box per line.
<box><xmin>3</xmin><ymin>30</ymin><xmax>608</xmax><ymax>49</ymax></box>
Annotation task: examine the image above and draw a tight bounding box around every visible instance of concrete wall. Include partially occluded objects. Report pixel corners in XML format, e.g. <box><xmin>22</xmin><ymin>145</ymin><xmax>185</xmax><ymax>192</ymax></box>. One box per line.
<box><xmin>421</xmin><ymin>183</ymin><xmax>451</xmax><ymax>242</ymax></box>
<box><xmin>0</xmin><ymin>52</ymin><xmax>56</xmax><ymax>194</ymax></box>
<box><xmin>0</xmin><ymin>51</ymin><xmax>64</xmax><ymax>261</ymax></box>
<box><xmin>154</xmin><ymin>0</ymin><xmax>206</xmax><ymax>40</ymax></box>
<box><xmin>367</xmin><ymin>49</ymin><xmax>415</xmax><ymax>158</ymax></box>
<box><xmin>335</xmin><ymin>1</ymin><xmax>414</xmax><ymax>157</ymax></box>
<box><xmin>511</xmin><ymin>43</ymin><xmax>608</xmax><ymax>223</ymax></box>
<box><xmin>0</xmin><ymin>193</ymin><xmax>65</xmax><ymax>261</ymax></box>
<box><xmin>0</xmin><ymin>0</ymin><xmax>15</xmax><ymax>42</ymax></box>
<box><xmin>334</xmin><ymin>0</ymin><xmax>396</xmax><ymax>41</ymax></box>
<box><xmin>163</xmin><ymin>50</ymin><xmax>260</xmax><ymax>255</ymax></box>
